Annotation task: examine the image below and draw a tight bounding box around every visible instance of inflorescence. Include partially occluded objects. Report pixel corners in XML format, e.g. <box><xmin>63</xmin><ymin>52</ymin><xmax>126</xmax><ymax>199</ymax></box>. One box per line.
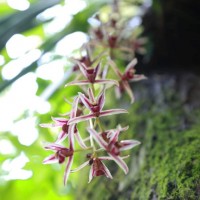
<box><xmin>40</xmin><ymin>0</ymin><xmax>146</xmax><ymax>185</ymax></box>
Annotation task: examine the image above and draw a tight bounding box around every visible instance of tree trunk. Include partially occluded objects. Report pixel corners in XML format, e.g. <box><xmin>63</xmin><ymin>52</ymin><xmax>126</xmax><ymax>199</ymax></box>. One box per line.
<box><xmin>75</xmin><ymin>73</ymin><xmax>200</xmax><ymax>200</ymax></box>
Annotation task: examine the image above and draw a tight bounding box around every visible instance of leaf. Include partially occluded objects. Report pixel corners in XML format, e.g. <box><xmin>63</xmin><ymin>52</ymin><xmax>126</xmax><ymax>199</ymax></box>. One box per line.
<box><xmin>0</xmin><ymin>0</ymin><xmax>61</xmax><ymax>51</ymax></box>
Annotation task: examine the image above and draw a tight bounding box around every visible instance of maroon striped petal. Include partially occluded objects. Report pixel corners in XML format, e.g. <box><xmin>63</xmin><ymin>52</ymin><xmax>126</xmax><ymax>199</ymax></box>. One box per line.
<box><xmin>102</xmin><ymin>163</ymin><xmax>113</xmax><ymax>179</ymax></box>
<box><xmin>129</xmin><ymin>74</ymin><xmax>147</xmax><ymax>82</ymax></box>
<box><xmin>94</xmin><ymin>63</ymin><xmax>100</xmax><ymax>78</ymax></box>
<box><xmin>75</xmin><ymin>130</ymin><xmax>88</xmax><ymax>149</ymax></box>
<box><xmin>122</xmin><ymin>81</ymin><xmax>135</xmax><ymax>103</ymax></box>
<box><xmin>51</xmin><ymin>117</ymin><xmax>68</xmax><ymax>123</ymax></box>
<box><xmin>68</xmin><ymin>124</ymin><xmax>75</xmax><ymax>150</ymax></box>
<box><xmin>125</xmin><ymin>58</ymin><xmax>137</xmax><ymax>72</ymax></box>
<box><xmin>43</xmin><ymin>154</ymin><xmax>57</xmax><ymax>164</ymax></box>
<box><xmin>109</xmin><ymin>129</ymin><xmax>120</xmax><ymax>143</ymax></box>
<box><xmin>75</xmin><ymin>60</ymin><xmax>88</xmax><ymax>79</ymax></box>
<box><xmin>63</xmin><ymin>125</ymin><xmax>75</xmax><ymax>185</ymax></box>
<box><xmin>108</xmin><ymin>153</ymin><xmax>129</xmax><ymax>174</ymax></box>
<box><xmin>119</xmin><ymin>140</ymin><xmax>141</xmax><ymax>151</ymax></box>
<box><xmin>99</xmin><ymin>155</ymin><xmax>130</xmax><ymax>160</ymax></box>
<box><xmin>56</xmin><ymin>131</ymin><xmax>68</xmax><ymax>143</ymax></box>
<box><xmin>63</xmin><ymin>155</ymin><xmax>74</xmax><ymax>185</ymax></box>
<box><xmin>99</xmin><ymin>109</ymin><xmax>128</xmax><ymax>117</ymax></box>
<box><xmin>68</xmin><ymin>113</ymin><xmax>95</xmax><ymax>124</ymax></box>
<box><xmin>78</xmin><ymin>92</ymin><xmax>93</xmax><ymax>112</ymax></box>
<box><xmin>87</xmin><ymin>128</ymin><xmax>108</xmax><ymax>149</ymax></box>
<box><xmin>44</xmin><ymin>143</ymin><xmax>67</xmax><ymax>151</ymax></box>
<box><xmin>88</xmin><ymin>88</ymin><xmax>95</xmax><ymax>102</ymax></box>
<box><xmin>88</xmin><ymin>165</ymin><xmax>93</xmax><ymax>183</ymax></box>
<box><xmin>70</xmin><ymin>96</ymin><xmax>79</xmax><ymax>118</ymax></box>
<box><xmin>108</xmin><ymin>59</ymin><xmax>123</xmax><ymax>78</ymax></box>
<box><xmin>97</xmin><ymin>89</ymin><xmax>105</xmax><ymax>111</ymax></box>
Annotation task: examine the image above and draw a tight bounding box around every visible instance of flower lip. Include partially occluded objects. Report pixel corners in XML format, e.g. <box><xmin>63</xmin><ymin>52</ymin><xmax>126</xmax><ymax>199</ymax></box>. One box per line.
<box><xmin>122</xmin><ymin>68</ymin><xmax>135</xmax><ymax>80</ymax></box>
<box><xmin>62</xmin><ymin>124</ymin><xmax>69</xmax><ymax>132</ymax></box>
<box><xmin>43</xmin><ymin>143</ymin><xmax>74</xmax><ymax>165</ymax></box>
<box><xmin>89</xmin><ymin>157</ymin><xmax>113</xmax><ymax>182</ymax></box>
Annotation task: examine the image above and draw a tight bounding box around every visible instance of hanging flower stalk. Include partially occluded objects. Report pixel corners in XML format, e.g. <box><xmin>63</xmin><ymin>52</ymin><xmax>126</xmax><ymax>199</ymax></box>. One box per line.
<box><xmin>40</xmin><ymin>0</ymin><xmax>146</xmax><ymax>185</ymax></box>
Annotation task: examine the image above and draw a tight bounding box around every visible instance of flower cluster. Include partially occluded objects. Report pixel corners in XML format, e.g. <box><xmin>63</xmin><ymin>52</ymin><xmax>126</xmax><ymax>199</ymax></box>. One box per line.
<box><xmin>40</xmin><ymin>0</ymin><xmax>146</xmax><ymax>185</ymax></box>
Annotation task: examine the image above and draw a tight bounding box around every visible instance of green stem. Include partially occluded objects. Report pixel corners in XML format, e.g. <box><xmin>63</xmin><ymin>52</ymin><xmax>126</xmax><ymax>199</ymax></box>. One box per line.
<box><xmin>96</xmin><ymin>117</ymin><xmax>105</xmax><ymax>132</ymax></box>
<box><xmin>91</xmin><ymin>83</ymin><xmax>95</xmax><ymax>96</ymax></box>
<box><xmin>89</xmin><ymin>118</ymin><xmax>96</xmax><ymax>151</ymax></box>
<box><xmin>74</xmin><ymin>146</ymin><xmax>93</xmax><ymax>153</ymax></box>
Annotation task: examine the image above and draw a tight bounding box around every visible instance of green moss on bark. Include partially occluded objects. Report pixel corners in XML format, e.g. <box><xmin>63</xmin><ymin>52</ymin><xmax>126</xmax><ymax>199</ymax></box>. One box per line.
<box><xmin>130</xmin><ymin>108</ymin><xmax>200</xmax><ymax>200</ymax></box>
<box><xmin>75</xmin><ymin>75</ymin><xmax>200</xmax><ymax>200</ymax></box>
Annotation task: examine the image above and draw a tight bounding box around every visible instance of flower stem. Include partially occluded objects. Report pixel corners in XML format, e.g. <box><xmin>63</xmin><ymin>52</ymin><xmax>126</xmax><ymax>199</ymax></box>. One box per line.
<box><xmin>74</xmin><ymin>146</ymin><xmax>93</xmax><ymax>153</ymax></box>
<box><xmin>91</xmin><ymin>83</ymin><xmax>95</xmax><ymax>96</ymax></box>
<box><xmin>89</xmin><ymin>118</ymin><xmax>96</xmax><ymax>151</ymax></box>
<box><xmin>96</xmin><ymin>117</ymin><xmax>105</xmax><ymax>132</ymax></box>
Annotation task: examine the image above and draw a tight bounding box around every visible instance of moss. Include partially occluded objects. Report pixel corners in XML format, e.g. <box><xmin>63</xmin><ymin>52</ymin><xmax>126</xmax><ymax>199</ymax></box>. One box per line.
<box><xmin>129</xmin><ymin>103</ymin><xmax>200</xmax><ymax>200</ymax></box>
<box><xmin>75</xmin><ymin>75</ymin><xmax>200</xmax><ymax>200</ymax></box>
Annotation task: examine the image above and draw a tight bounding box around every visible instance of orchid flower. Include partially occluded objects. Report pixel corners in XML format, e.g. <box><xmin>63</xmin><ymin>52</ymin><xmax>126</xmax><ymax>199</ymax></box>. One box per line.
<box><xmin>40</xmin><ymin>96</ymin><xmax>88</xmax><ymax>149</ymax></box>
<box><xmin>40</xmin><ymin>117</ymin><xmax>69</xmax><ymax>143</ymax></box>
<box><xmin>42</xmin><ymin>124</ymin><xmax>75</xmax><ymax>185</ymax></box>
<box><xmin>109</xmin><ymin>58</ymin><xmax>147</xmax><ymax>103</ymax></box>
<box><xmin>65</xmin><ymin>61</ymin><xmax>118</xmax><ymax>87</ymax></box>
<box><xmin>87</xmin><ymin>127</ymin><xmax>140</xmax><ymax>174</ymax></box>
<box><xmin>72</xmin><ymin>44</ymin><xmax>105</xmax><ymax>72</ymax></box>
<box><xmin>43</xmin><ymin>143</ymin><xmax>73</xmax><ymax>164</ymax></box>
<box><xmin>70</xmin><ymin>155</ymin><xmax>113</xmax><ymax>183</ymax></box>
<box><xmin>68</xmin><ymin>88</ymin><xmax>128</xmax><ymax>125</ymax></box>
<box><xmin>88</xmin><ymin>157</ymin><xmax>113</xmax><ymax>183</ymax></box>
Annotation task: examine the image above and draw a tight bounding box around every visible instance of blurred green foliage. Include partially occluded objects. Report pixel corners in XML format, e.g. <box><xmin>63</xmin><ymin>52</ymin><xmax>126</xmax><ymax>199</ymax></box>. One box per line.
<box><xmin>0</xmin><ymin>0</ymin><xmax>144</xmax><ymax>199</ymax></box>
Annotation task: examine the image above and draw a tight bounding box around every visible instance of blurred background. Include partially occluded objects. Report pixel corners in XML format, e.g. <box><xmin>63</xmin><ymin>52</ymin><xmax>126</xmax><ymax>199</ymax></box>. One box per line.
<box><xmin>0</xmin><ymin>0</ymin><xmax>146</xmax><ymax>199</ymax></box>
<box><xmin>0</xmin><ymin>0</ymin><xmax>199</xmax><ymax>199</ymax></box>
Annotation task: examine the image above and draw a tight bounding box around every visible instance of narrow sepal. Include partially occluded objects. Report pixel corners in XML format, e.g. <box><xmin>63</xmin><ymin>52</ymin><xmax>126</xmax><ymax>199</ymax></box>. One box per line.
<box><xmin>70</xmin><ymin>160</ymin><xmax>90</xmax><ymax>173</ymax></box>
<box><xmin>101</xmin><ymin>162</ymin><xmax>113</xmax><ymax>179</ymax></box>
<box><xmin>108</xmin><ymin>59</ymin><xmax>123</xmax><ymax>78</ymax></box>
<box><xmin>122</xmin><ymin>81</ymin><xmax>135</xmax><ymax>103</ymax></box>
<box><xmin>56</xmin><ymin>131</ymin><xmax>68</xmax><ymax>143</ymax></box>
<box><xmin>75</xmin><ymin>130</ymin><xmax>88</xmax><ymax>149</ymax></box>
<box><xmin>63</xmin><ymin>155</ymin><xmax>73</xmax><ymax>185</ymax></box>
<box><xmin>44</xmin><ymin>142</ymin><xmax>67</xmax><ymax>151</ymax></box>
<box><xmin>129</xmin><ymin>74</ymin><xmax>147</xmax><ymax>82</ymax></box>
<box><xmin>125</xmin><ymin>58</ymin><xmax>137</xmax><ymax>72</ymax></box>
<box><xmin>97</xmin><ymin>89</ymin><xmax>105</xmax><ymax>111</ymax></box>
<box><xmin>68</xmin><ymin>113</ymin><xmax>95</xmax><ymax>124</ymax></box>
<box><xmin>87</xmin><ymin>128</ymin><xmax>108</xmax><ymax>149</ymax></box>
<box><xmin>43</xmin><ymin>154</ymin><xmax>57</xmax><ymax>164</ymax></box>
<box><xmin>108</xmin><ymin>153</ymin><xmax>129</xmax><ymax>174</ymax></box>
<box><xmin>119</xmin><ymin>140</ymin><xmax>141</xmax><ymax>151</ymax></box>
<box><xmin>100</xmin><ymin>109</ymin><xmax>128</xmax><ymax>117</ymax></box>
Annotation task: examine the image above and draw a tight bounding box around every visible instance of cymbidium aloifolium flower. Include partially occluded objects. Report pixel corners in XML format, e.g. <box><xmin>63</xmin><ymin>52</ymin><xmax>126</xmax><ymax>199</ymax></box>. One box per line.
<box><xmin>109</xmin><ymin>58</ymin><xmax>147</xmax><ymax>103</ymax></box>
<box><xmin>68</xmin><ymin>88</ymin><xmax>128</xmax><ymax>124</ymax></box>
<box><xmin>40</xmin><ymin>0</ymin><xmax>147</xmax><ymax>186</ymax></box>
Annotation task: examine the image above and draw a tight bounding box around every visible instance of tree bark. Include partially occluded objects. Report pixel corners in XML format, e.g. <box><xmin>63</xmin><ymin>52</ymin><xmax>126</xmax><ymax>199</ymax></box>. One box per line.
<box><xmin>75</xmin><ymin>73</ymin><xmax>200</xmax><ymax>200</ymax></box>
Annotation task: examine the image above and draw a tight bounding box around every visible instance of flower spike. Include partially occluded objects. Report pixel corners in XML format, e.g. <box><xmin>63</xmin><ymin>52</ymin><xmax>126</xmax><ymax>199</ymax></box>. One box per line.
<box><xmin>40</xmin><ymin>1</ymin><xmax>145</xmax><ymax>185</ymax></box>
